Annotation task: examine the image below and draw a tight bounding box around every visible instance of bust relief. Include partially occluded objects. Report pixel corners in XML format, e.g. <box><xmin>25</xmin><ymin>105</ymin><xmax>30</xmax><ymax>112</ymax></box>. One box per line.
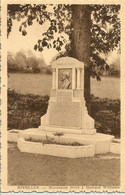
<box><xmin>60</xmin><ymin>70</ymin><xmax>71</xmax><ymax>89</ymax></box>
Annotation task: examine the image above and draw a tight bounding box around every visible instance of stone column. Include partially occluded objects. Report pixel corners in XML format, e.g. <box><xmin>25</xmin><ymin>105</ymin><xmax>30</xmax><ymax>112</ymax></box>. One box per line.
<box><xmin>52</xmin><ymin>68</ymin><xmax>56</xmax><ymax>89</ymax></box>
<box><xmin>77</xmin><ymin>68</ymin><xmax>81</xmax><ymax>89</ymax></box>
<box><xmin>81</xmin><ymin>68</ymin><xmax>84</xmax><ymax>90</ymax></box>
<box><xmin>56</xmin><ymin>68</ymin><xmax>58</xmax><ymax>89</ymax></box>
<box><xmin>72</xmin><ymin>68</ymin><xmax>76</xmax><ymax>89</ymax></box>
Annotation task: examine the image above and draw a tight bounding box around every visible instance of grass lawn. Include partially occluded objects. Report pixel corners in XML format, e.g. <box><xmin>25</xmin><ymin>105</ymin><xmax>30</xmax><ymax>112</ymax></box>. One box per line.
<box><xmin>8</xmin><ymin>73</ymin><xmax>52</xmax><ymax>96</ymax></box>
<box><xmin>8</xmin><ymin>143</ymin><xmax>120</xmax><ymax>186</ymax></box>
<box><xmin>8</xmin><ymin>73</ymin><xmax>120</xmax><ymax>99</ymax></box>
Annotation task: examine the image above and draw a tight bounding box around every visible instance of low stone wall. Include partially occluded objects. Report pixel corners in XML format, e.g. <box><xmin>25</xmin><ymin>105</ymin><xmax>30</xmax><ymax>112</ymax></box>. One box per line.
<box><xmin>8</xmin><ymin>129</ymin><xmax>20</xmax><ymax>142</ymax></box>
<box><xmin>8</xmin><ymin>129</ymin><xmax>120</xmax><ymax>157</ymax></box>
<box><xmin>17</xmin><ymin>137</ymin><xmax>95</xmax><ymax>158</ymax></box>
<box><xmin>110</xmin><ymin>139</ymin><xmax>120</xmax><ymax>154</ymax></box>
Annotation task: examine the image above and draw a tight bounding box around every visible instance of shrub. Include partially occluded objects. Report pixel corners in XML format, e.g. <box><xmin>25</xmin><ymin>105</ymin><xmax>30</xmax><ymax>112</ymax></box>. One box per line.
<box><xmin>91</xmin><ymin>95</ymin><xmax>120</xmax><ymax>138</ymax></box>
<box><xmin>27</xmin><ymin>56</ymin><xmax>41</xmax><ymax>73</ymax></box>
<box><xmin>40</xmin><ymin>66</ymin><xmax>52</xmax><ymax>74</ymax></box>
<box><xmin>53</xmin><ymin>132</ymin><xmax>64</xmax><ymax>137</ymax></box>
<box><xmin>94</xmin><ymin>110</ymin><xmax>120</xmax><ymax>137</ymax></box>
<box><xmin>8</xmin><ymin>89</ymin><xmax>49</xmax><ymax>130</ymax></box>
<box><xmin>25</xmin><ymin>137</ymin><xmax>83</xmax><ymax>146</ymax></box>
<box><xmin>45</xmin><ymin>66</ymin><xmax>52</xmax><ymax>74</ymax></box>
<box><xmin>91</xmin><ymin>95</ymin><xmax>120</xmax><ymax>114</ymax></box>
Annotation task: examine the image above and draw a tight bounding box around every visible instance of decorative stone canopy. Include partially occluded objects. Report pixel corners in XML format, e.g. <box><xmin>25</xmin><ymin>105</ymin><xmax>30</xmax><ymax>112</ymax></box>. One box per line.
<box><xmin>51</xmin><ymin>57</ymin><xmax>84</xmax><ymax>90</ymax></box>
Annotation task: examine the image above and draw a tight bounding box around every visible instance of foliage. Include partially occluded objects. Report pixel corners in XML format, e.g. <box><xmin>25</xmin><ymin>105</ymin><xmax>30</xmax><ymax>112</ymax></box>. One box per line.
<box><xmin>27</xmin><ymin>56</ymin><xmax>40</xmax><ymax>73</ymax></box>
<box><xmin>39</xmin><ymin>65</ymin><xmax>52</xmax><ymax>74</ymax></box>
<box><xmin>45</xmin><ymin>65</ymin><xmax>52</xmax><ymax>74</ymax></box>
<box><xmin>91</xmin><ymin>95</ymin><xmax>120</xmax><ymax>114</ymax></box>
<box><xmin>94</xmin><ymin>110</ymin><xmax>120</xmax><ymax>137</ymax></box>
<box><xmin>7</xmin><ymin>50</ymin><xmax>50</xmax><ymax>73</ymax></box>
<box><xmin>90</xmin><ymin>95</ymin><xmax>120</xmax><ymax>137</ymax></box>
<box><xmin>109</xmin><ymin>69</ymin><xmax>120</xmax><ymax>77</ymax></box>
<box><xmin>8</xmin><ymin>90</ymin><xmax>120</xmax><ymax>138</ymax></box>
<box><xmin>7</xmin><ymin>51</ymin><xmax>17</xmax><ymax>72</ymax></box>
<box><xmin>14</xmin><ymin>50</ymin><xmax>27</xmax><ymax>70</ymax></box>
<box><xmin>53</xmin><ymin>132</ymin><xmax>64</xmax><ymax>137</ymax></box>
<box><xmin>8</xmin><ymin>89</ymin><xmax>49</xmax><ymax>129</ymax></box>
<box><xmin>25</xmin><ymin>136</ymin><xmax>83</xmax><ymax>146</ymax></box>
<box><xmin>108</xmin><ymin>54</ymin><xmax>120</xmax><ymax>77</ymax></box>
<box><xmin>7</xmin><ymin>4</ymin><xmax>120</xmax><ymax>80</ymax></box>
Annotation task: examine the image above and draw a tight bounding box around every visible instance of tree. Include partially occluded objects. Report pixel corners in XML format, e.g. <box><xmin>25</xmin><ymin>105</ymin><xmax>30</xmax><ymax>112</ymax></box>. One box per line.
<box><xmin>7</xmin><ymin>51</ymin><xmax>15</xmax><ymax>72</ymax></box>
<box><xmin>70</xmin><ymin>5</ymin><xmax>91</xmax><ymax>110</ymax></box>
<box><xmin>15</xmin><ymin>50</ymin><xmax>27</xmax><ymax>70</ymax></box>
<box><xmin>7</xmin><ymin>4</ymin><xmax>120</xmax><ymax>113</ymax></box>
<box><xmin>108</xmin><ymin>53</ymin><xmax>120</xmax><ymax>76</ymax></box>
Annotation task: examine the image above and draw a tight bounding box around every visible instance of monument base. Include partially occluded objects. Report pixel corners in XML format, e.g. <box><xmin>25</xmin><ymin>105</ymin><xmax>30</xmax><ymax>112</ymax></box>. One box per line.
<box><xmin>18</xmin><ymin>128</ymin><xmax>114</xmax><ymax>154</ymax></box>
<box><xmin>39</xmin><ymin>125</ymin><xmax>96</xmax><ymax>135</ymax></box>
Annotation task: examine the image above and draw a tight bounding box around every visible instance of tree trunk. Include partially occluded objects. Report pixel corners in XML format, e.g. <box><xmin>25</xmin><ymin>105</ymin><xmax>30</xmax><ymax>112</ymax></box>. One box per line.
<box><xmin>70</xmin><ymin>5</ymin><xmax>91</xmax><ymax>114</ymax></box>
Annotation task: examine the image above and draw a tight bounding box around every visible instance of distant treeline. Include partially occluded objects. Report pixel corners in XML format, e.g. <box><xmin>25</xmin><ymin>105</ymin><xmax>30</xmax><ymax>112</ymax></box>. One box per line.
<box><xmin>102</xmin><ymin>53</ymin><xmax>120</xmax><ymax>77</ymax></box>
<box><xmin>7</xmin><ymin>50</ymin><xmax>52</xmax><ymax>74</ymax></box>
<box><xmin>8</xmin><ymin>49</ymin><xmax>120</xmax><ymax>77</ymax></box>
<box><xmin>102</xmin><ymin>68</ymin><xmax>120</xmax><ymax>77</ymax></box>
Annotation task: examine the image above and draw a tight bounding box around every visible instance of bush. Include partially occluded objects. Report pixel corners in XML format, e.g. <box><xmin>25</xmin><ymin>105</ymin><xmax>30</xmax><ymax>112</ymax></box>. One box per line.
<box><xmin>8</xmin><ymin>89</ymin><xmax>49</xmax><ymax>130</ymax></box>
<box><xmin>27</xmin><ymin>56</ymin><xmax>41</xmax><ymax>73</ymax></box>
<box><xmin>25</xmin><ymin>136</ymin><xmax>83</xmax><ymax>146</ymax></box>
<box><xmin>45</xmin><ymin>66</ymin><xmax>52</xmax><ymax>74</ymax></box>
<box><xmin>91</xmin><ymin>95</ymin><xmax>120</xmax><ymax>114</ymax></box>
<box><xmin>91</xmin><ymin>95</ymin><xmax>120</xmax><ymax>138</ymax></box>
<box><xmin>40</xmin><ymin>66</ymin><xmax>52</xmax><ymax>74</ymax></box>
<box><xmin>94</xmin><ymin>110</ymin><xmax>120</xmax><ymax>137</ymax></box>
<box><xmin>8</xmin><ymin>90</ymin><xmax>120</xmax><ymax>138</ymax></box>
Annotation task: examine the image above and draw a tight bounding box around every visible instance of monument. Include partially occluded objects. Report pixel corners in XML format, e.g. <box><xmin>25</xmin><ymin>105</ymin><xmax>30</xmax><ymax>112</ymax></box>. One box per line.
<box><xmin>17</xmin><ymin>57</ymin><xmax>114</xmax><ymax>155</ymax></box>
<box><xmin>39</xmin><ymin>57</ymin><xmax>96</xmax><ymax>135</ymax></box>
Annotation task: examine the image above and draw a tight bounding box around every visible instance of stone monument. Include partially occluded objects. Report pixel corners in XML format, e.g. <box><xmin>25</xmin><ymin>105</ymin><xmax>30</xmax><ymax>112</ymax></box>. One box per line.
<box><xmin>39</xmin><ymin>57</ymin><xmax>96</xmax><ymax>135</ymax></box>
<box><xmin>17</xmin><ymin>57</ymin><xmax>114</xmax><ymax>155</ymax></box>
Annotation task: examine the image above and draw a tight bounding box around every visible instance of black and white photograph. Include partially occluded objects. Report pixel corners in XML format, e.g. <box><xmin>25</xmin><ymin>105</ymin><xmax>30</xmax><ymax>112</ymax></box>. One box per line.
<box><xmin>1</xmin><ymin>0</ymin><xmax>124</xmax><ymax>192</ymax></box>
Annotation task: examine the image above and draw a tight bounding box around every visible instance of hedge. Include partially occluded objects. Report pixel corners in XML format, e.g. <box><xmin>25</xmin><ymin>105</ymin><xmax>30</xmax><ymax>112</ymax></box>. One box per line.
<box><xmin>90</xmin><ymin>95</ymin><xmax>120</xmax><ymax>138</ymax></box>
<box><xmin>8</xmin><ymin>89</ymin><xmax>49</xmax><ymax>129</ymax></box>
<box><xmin>8</xmin><ymin>90</ymin><xmax>120</xmax><ymax>138</ymax></box>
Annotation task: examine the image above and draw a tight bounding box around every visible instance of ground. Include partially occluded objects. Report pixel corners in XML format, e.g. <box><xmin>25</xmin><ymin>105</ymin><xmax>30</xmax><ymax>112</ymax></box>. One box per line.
<box><xmin>8</xmin><ymin>73</ymin><xmax>120</xmax><ymax>99</ymax></box>
<box><xmin>8</xmin><ymin>143</ymin><xmax>120</xmax><ymax>186</ymax></box>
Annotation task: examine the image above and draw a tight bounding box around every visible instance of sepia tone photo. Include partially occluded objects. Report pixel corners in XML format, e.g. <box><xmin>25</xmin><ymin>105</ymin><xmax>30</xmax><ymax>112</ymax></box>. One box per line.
<box><xmin>1</xmin><ymin>0</ymin><xmax>125</xmax><ymax>192</ymax></box>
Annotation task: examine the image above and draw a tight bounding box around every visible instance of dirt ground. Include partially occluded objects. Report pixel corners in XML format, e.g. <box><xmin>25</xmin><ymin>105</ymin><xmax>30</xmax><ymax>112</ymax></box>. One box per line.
<box><xmin>8</xmin><ymin>143</ymin><xmax>120</xmax><ymax>186</ymax></box>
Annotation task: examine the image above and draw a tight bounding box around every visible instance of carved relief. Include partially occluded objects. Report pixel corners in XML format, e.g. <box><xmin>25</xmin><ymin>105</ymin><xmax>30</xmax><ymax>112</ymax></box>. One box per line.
<box><xmin>58</xmin><ymin>69</ymin><xmax>72</xmax><ymax>89</ymax></box>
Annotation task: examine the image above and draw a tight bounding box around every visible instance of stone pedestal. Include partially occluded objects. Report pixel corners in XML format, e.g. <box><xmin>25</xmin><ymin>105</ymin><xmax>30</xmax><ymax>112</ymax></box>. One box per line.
<box><xmin>39</xmin><ymin>57</ymin><xmax>96</xmax><ymax>135</ymax></box>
